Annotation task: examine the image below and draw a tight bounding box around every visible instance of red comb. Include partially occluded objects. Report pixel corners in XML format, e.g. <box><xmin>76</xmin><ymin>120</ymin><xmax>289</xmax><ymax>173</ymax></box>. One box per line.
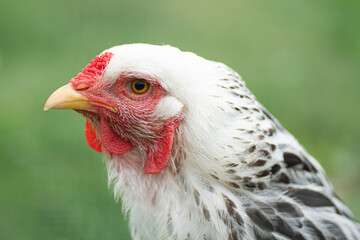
<box><xmin>70</xmin><ymin>52</ymin><xmax>114</xmax><ymax>89</ymax></box>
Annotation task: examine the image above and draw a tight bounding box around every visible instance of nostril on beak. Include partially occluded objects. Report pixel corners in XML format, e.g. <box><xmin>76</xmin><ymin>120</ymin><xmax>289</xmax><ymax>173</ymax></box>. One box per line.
<box><xmin>74</xmin><ymin>83</ymin><xmax>90</xmax><ymax>91</ymax></box>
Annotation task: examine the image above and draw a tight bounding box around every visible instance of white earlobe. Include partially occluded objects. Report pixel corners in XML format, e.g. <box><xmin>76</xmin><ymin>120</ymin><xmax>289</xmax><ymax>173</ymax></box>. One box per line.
<box><xmin>152</xmin><ymin>96</ymin><xmax>184</xmax><ymax>120</ymax></box>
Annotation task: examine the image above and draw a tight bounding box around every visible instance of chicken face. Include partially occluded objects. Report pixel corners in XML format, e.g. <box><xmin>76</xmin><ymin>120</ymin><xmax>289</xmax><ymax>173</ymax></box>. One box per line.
<box><xmin>44</xmin><ymin>46</ymin><xmax>183</xmax><ymax>174</ymax></box>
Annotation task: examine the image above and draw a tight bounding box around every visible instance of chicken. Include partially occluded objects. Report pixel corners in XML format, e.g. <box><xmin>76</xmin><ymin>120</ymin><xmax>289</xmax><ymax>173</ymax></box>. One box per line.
<box><xmin>44</xmin><ymin>44</ymin><xmax>360</xmax><ymax>240</ymax></box>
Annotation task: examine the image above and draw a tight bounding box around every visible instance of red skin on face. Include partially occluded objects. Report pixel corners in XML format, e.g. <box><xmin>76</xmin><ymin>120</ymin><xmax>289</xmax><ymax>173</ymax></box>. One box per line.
<box><xmin>71</xmin><ymin>52</ymin><xmax>180</xmax><ymax>174</ymax></box>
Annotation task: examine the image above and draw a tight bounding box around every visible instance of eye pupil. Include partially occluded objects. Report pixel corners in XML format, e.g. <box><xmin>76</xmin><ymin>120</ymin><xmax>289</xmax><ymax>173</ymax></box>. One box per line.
<box><xmin>134</xmin><ymin>81</ymin><xmax>146</xmax><ymax>91</ymax></box>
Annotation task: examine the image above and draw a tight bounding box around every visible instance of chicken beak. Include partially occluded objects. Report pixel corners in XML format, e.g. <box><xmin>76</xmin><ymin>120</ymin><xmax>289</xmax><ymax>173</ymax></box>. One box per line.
<box><xmin>44</xmin><ymin>83</ymin><xmax>94</xmax><ymax>112</ymax></box>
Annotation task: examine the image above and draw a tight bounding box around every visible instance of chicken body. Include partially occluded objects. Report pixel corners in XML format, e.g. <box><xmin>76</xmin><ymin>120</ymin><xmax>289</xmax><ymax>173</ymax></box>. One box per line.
<box><xmin>45</xmin><ymin>44</ymin><xmax>360</xmax><ymax>239</ymax></box>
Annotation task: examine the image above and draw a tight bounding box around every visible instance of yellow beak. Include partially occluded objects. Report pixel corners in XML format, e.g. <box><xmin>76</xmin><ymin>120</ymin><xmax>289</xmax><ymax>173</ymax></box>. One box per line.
<box><xmin>43</xmin><ymin>83</ymin><xmax>95</xmax><ymax>112</ymax></box>
<box><xmin>44</xmin><ymin>83</ymin><xmax>117</xmax><ymax>112</ymax></box>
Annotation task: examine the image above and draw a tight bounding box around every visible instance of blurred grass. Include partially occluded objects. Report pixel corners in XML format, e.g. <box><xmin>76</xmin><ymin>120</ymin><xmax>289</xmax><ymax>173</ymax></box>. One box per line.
<box><xmin>0</xmin><ymin>0</ymin><xmax>359</xmax><ymax>239</ymax></box>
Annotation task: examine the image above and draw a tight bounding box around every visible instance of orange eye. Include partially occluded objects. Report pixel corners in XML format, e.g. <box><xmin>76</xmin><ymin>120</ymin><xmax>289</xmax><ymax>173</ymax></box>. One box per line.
<box><xmin>131</xmin><ymin>80</ymin><xmax>150</xmax><ymax>94</ymax></box>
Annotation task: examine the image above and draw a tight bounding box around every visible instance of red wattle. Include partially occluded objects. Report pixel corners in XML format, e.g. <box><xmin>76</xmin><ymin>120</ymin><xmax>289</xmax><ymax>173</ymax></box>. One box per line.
<box><xmin>85</xmin><ymin>119</ymin><xmax>102</xmax><ymax>153</ymax></box>
<box><xmin>99</xmin><ymin>117</ymin><xmax>134</xmax><ymax>155</ymax></box>
<box><xmin>144</xmin><ymin>117</ymin><xmax>178</xmax><ymax>174</ymax></box>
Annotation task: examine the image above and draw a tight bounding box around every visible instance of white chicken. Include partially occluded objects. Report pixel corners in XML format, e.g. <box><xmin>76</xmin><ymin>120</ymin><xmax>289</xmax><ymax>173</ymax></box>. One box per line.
<box><xmin>44</xmin><ymin>44</ymin><xmax>360</xmax><ymax>240</ymax></box>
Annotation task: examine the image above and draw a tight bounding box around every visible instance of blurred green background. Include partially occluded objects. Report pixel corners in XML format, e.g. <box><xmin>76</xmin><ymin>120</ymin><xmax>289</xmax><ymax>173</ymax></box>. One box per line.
<box><xmin>1</xmin><ymin>0</ymin><xmax>359</xmax><ymax>239</ymax></box>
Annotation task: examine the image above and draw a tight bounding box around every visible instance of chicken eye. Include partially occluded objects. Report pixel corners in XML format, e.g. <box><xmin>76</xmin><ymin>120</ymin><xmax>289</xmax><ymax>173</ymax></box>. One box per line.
<box><xmin>131</xmin><ymin>80</ymin><xmax>149</xmax><ymax>94</ymax></box>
